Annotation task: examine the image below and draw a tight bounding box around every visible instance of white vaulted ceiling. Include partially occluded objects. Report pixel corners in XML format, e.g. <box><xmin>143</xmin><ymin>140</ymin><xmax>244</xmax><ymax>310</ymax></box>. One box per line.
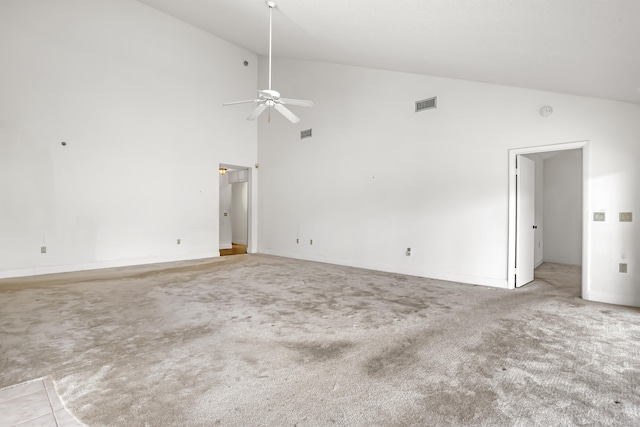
<box><xmin>137</xmin><ymin>0</ymin><xmax>640</xmax><ymax>104</ymax></box>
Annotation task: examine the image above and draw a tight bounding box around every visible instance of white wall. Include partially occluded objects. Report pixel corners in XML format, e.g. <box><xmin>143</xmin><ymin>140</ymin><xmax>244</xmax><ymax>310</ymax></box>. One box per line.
<box><xmin>0</xmin><ymin>0</ymin><xmax>258</xmax><ymax>277</ymax></box>
<box><xmin>2</xmin><ymin>1</ymin><xmax>637</xmax><ymax>307</ymax></box>
<box><xmin>218</xmin><ymin>173</ymin><xmax>232</xmax><ymax>250</ymax></box>
<box><xmin>543</xmin><ymin>150</ymin><xmax>583</xmax><ymax>265</ymax></box>
<box><xmin>257</xmin><ymin>57</ymin><xmax>640</xmax><ymax>306</ymax></box>
<box><xmin>231</xmin><ymin>182</ymin><xmax>248</xmax><ymax>245</ymax></box>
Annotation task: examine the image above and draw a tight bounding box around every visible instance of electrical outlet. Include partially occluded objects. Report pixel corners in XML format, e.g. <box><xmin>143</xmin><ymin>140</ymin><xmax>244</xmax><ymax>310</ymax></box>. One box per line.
<box><xmin>619</xmin><ymin>263</ymin><xmax>628</xmax><ymax>273</ymax></box>
<box><xmin>406</xmin><ymin>247</ymin><xmax>411</xmax><ymax>256</ymax></box>
<box><xmin>296</xmin><ymin>238</ymin><xmax>299</xmax><ymax>244</ymax></box>
<box><xmin>593</xmin><ymin>212</ymin><xmax>605</xmax><ymax>222</ymax></box>
<box><xmin>310</xmin><ymin>239</ymin><xmax>313</xmax><ymax>245</ymax></box>
<box><xmin>177</xmin><ymin>239</ymin><xmax>181</xmax><ymax>245</ymax></box>
<box><xmin>41</xmin><ymin>246</ymin><xmax>46</xmax><ymax>254</ymax></box>
<box><xmin>619</xmin><ymin>212</ymin><xmax>633</xmax><ymax>222</ymax></box>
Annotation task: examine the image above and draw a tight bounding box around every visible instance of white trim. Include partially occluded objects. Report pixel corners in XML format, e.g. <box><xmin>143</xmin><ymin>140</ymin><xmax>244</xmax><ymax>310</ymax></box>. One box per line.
<box><xmin>507</xmin><ymin>141</ymin><xmax>590</xmax><ymax>298</ymax></box>
<box><xmin>580</xmin><ymin>143</ymin><xmax>591</xmax><ymax>301</ymax></box>
<box><xmin>259</xmin><ymin>249</ymin><xmax>508</xmax><ymax>288</ymax></box>
<box><xmin>0</xmin><ymin>252</ymin><xmax>220</xmax><ymax>280</ymax></box>
<box><xmin>219</xmin><ymin>162</ymin><xmax>257</xmax><ymax>254</ymax></box>
<box><xmin>588</xmin><ymin>291</ymin><xmax>640</xmax><ymax>308</ymax></box>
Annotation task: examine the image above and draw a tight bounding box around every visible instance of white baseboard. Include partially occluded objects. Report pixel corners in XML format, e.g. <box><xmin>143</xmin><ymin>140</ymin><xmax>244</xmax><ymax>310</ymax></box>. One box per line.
<box><xmin>586</xmin><ymin>291</ymin><xmax>640</xmax><ymax>308</ymax></box>
<box><xmin>258</xmin><ymin>249</ymin><xmax>508</xmax><ymax>289</ymax></box>
<box><xmin>0</xmin><ymin>252</ymin><xmax>220</xmax><ymax>280</ymax></box>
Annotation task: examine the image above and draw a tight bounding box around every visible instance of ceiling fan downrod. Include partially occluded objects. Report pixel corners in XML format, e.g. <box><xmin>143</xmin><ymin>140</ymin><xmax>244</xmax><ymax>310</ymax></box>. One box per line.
<box><xmin>267</xmin><ymin>1</ymin><xmax>276</xmax><ymax>91</ymax></box>
<box><xmin>221</xmin><ymin>0</ymin><xmax>313</xmax><ymax>124</ymax></box>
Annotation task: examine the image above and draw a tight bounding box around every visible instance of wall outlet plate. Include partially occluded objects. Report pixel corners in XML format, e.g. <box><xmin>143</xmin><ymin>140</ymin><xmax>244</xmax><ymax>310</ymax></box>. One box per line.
<box><xmin>41</xmin><ymin>246</ymin><xmax>46</xmax><ymax>254</ymax></box>
<box><xmin>619</xmin><ymin>263</ymin><xmax>628</xmax><ymax>273</ymax></box>
<box><xmin>593</xmin><ymin>212</ymin><xmax>605</xmax><ymax>222</ymax></box>
<box><xmin>619</xmin><ymin>212</ymin><xmax>632</xmax><ymax>222</ymax></box>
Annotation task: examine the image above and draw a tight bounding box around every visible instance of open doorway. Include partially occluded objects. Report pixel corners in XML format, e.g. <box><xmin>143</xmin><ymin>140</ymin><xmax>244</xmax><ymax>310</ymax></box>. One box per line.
<box><xmin>507</xmin><ymin>141</ymin><xmax>591</xmax><ymax>299</ymax></box>
<box><xmin>219</xmin><ymin>165</ymin><xmax>250</xmax><ymax>256</ymax></box>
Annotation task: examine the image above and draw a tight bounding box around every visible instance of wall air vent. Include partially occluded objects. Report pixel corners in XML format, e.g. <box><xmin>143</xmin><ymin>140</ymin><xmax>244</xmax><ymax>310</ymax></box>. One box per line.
<box><xmin>300</xmin><ymin>128</ymin><xmax>312</xmax><ymax>139</ymax></box>
<box><xmin>415</xmin><ymin>97</ymin><xmax>437</xmax><ymax>112</ymax></box>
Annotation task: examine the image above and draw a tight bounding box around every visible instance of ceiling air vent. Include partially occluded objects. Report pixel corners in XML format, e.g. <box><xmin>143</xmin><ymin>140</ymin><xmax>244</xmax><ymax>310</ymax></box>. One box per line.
<box><xmin>300</xmin><ymin>128</ymin><xmax>312</xmax><ymax>139</ymax></box>
<box><xmin>415</xmin><ymin>97</ymin><xmax>437</xmax><ymax>112</ymax></box>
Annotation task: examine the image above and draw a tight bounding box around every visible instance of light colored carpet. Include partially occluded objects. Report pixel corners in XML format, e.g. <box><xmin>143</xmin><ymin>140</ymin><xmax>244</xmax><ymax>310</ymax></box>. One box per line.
<box><xmin>0</xmin><ymin>255</ymin><xmax>639</xmax><ymax>426</ymax></box>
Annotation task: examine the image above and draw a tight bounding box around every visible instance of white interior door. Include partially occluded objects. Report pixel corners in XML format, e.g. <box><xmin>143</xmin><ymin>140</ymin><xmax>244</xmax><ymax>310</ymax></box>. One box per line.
<box><xmin>231</xmin><ymin>181</ymin><xmax>248</xmax><ymax>245</ymax></box>
<box><xmin>516</xmin><ymin>155</ymin><xmax>535</xmax><ymax>287</ymax></box>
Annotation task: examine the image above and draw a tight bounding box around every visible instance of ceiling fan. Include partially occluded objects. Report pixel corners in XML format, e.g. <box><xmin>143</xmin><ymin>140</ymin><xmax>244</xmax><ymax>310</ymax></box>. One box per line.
<box><xmin>223</xmin><ymin>1</ymin><xmax>313</xmax><ymax>123</ymax></box>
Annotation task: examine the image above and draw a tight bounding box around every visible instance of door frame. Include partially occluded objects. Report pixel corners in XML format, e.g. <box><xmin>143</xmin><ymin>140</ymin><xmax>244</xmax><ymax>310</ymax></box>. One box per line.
<box><xmin>219</xmin><ymin>163</ymin><xmax>256</xmax><ymax>254</ymax></box>
<box><xmin>507</xmin><ymin>141</ymin><xmax>591</xmax><ymax>299</ymax></box>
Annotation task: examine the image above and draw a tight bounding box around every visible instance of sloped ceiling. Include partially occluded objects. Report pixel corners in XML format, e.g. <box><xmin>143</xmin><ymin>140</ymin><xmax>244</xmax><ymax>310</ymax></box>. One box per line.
<box><xmin>137</xmin><ymin>0</ymin><xmax>640</xmax><ymax>104</ymax></box>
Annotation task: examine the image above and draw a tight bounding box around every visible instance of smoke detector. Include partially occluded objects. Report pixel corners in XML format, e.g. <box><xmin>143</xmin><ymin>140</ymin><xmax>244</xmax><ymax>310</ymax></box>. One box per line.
<box><xmin>540</xmin><ymin>106</ymin><xmax>553</xmax><ymax>117</ymax></box>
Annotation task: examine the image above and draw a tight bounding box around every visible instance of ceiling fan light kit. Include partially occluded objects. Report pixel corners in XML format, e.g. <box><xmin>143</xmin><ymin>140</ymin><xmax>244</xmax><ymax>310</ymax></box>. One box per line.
<box><xmin>223</xmin><ymin>1</ymin><xmax>313</xmax><ymax>123</ymax></box>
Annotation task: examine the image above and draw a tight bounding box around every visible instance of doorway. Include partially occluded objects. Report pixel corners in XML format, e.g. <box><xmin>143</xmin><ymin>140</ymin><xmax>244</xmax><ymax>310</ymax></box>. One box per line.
<box><xmin>219</xmin><ymin>164</ymin><xmax>251</xmax><ymax>256</ymax></box>
<box><xmin>507</xmin><ymin>141</ymin><xmax>590</xmax><ymax>298</ymax></box>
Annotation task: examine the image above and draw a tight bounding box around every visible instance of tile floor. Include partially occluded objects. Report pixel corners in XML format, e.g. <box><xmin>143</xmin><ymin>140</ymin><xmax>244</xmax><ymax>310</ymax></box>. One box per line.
<box><xmin>0</xmin><ymin>378</ymin><xmax>83</xmax><ymax>427</ymax></box>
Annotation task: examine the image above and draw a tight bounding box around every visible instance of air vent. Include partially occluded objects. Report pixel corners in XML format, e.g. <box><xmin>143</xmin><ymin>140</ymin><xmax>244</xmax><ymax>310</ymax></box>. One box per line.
<box><xmin>300</xmin><ymin>128</ymin><xmax>312</xmax><ymax>139</ymax></box>
<box><xmin>415</xmin><ymin>97</ymin><xmax>437</xmax><ymax>112</ymax></box>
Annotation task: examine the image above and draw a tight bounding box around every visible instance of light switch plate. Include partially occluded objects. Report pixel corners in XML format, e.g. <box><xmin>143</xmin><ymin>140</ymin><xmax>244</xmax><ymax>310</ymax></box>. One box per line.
<box><xmin>619</xmin><ymin>212</ymin><xmax>632</xmax><ymax>222</ymax></box>
<box><xmin>593</xmin><ymin>212</ymin><xmax>605</xmax><ymax>221</ymax></box>
<box><xmin>619</xmin><ymin>263</ymin><xmax>628</xmax><ymax>273</ymax></box>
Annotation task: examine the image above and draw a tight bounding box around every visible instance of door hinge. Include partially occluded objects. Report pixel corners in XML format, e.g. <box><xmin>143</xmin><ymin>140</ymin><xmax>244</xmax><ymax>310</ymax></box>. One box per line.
<box><xmin>514</xmin><ymin>268</ymin><xmax>518</xmax><ymax>275</ymax></box>
<box><xmin>515</xmin><ymin>167</ymin><xmax>519</xmax><ymax>176</ymax></box>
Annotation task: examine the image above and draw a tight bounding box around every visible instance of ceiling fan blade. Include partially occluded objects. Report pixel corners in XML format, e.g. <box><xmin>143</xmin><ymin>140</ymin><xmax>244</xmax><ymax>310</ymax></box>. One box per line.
<box><xmin>274</xmin><ymin>104</ymin><xmax>300</xmax><ymax>123</ymax></box>
<box><xmin>247</xmin><ymin>104</ymin><xmax>267</xmax><ymax>121</ymax></box>
<box><xmin>223</xmin><ymin>99</ymin><xmax>260</xmax><ymax>106</ymax></box>
<box><xmin>279</xmin><ymin>98</ymin><xmax>314</xmax><ymax>107</ymax></box>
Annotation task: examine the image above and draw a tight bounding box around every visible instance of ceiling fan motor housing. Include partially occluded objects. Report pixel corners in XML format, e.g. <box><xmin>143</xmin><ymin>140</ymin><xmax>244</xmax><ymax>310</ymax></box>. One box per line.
<box><xmin>222</xmin><ymin>0</ymin><xmax>313</xmax><ymax>124</ymax></box>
